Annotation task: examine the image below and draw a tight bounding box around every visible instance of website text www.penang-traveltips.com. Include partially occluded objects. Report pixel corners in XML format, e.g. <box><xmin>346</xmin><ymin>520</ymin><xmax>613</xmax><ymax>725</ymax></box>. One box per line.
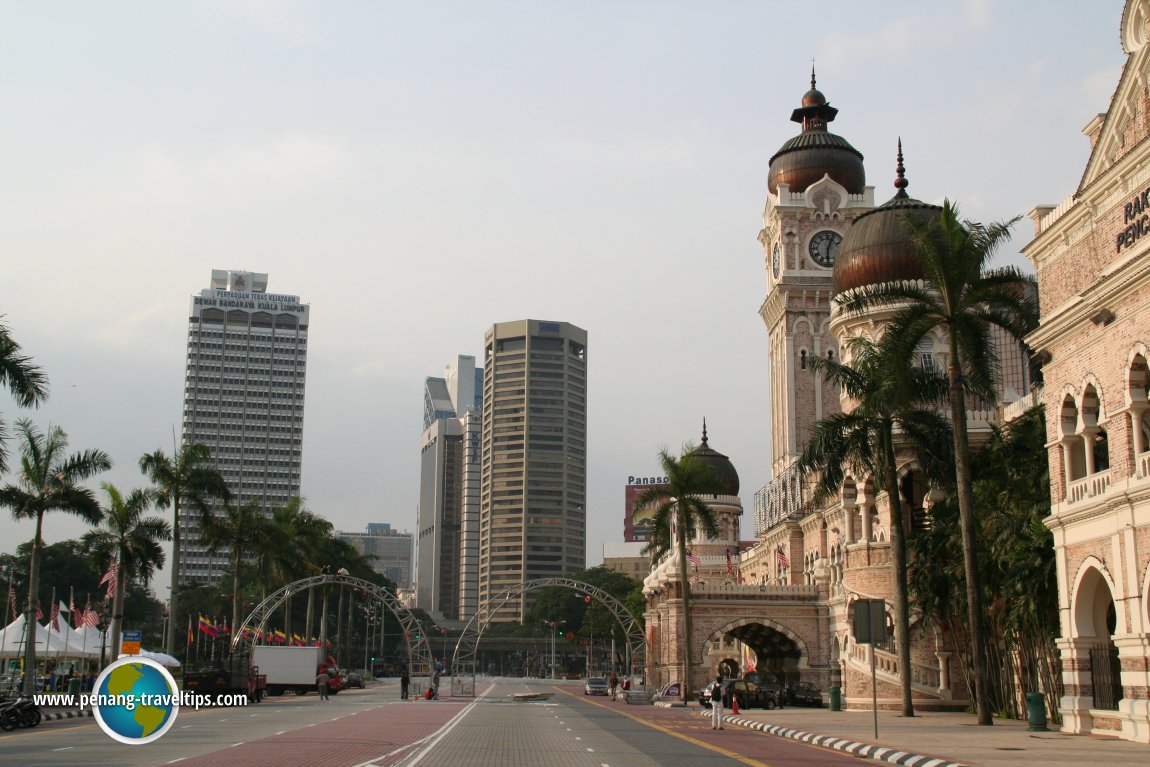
<box><xmin>34</xmin><ymin>691</ymin><xmax>248</xmax><ymax>710</ymax></box>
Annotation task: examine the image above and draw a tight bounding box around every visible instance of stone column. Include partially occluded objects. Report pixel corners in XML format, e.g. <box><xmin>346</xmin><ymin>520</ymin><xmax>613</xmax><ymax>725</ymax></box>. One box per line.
<box><xmin>1113</xmin><ymin>634</ymin><xmax>1150</xmax><ymax>742</ymax></box>
<box><xmin>936</xmin><ymin>650</ymin><xmax>952</xmax><ymax>698</ymax></box>
<box><xmin>1055</xmin><ymin>636</ymin><xmax>1098</xmax><ymax>736</ymax></box>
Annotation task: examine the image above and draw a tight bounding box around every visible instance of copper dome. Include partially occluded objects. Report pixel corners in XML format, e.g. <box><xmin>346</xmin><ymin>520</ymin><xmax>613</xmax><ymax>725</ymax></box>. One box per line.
<box><xmin>767</xmin><ymin>72</ymin><xmax>865</xmax><ymax>194</ymax></box>
<box><xmin>687</xmin><ymin>422</ymin><xmax>740</xmax><ymax>496</ymax></box>
<box><xmin>833</xmin><ymin>142</ymin><xmax>941</xmax><ymax>295</ymax></box>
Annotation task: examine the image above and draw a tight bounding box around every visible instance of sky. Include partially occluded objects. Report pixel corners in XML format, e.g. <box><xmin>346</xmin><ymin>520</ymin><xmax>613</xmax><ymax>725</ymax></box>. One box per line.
<box><xmin>0</xmin><ymin>1</ymin><xmax>1127</xmax><ymax>596</ymax></box>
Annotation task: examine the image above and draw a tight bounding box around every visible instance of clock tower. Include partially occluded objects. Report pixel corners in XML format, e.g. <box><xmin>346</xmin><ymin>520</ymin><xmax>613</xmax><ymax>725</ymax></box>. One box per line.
<box><xmin>759</xmin><ymin>72</ymin><xmax>874</xmax><ymax>477</ymax></box>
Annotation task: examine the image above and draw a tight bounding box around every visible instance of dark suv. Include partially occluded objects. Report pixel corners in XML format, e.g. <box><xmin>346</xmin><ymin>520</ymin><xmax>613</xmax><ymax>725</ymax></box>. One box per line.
<box><xmin>698</xmin><ymin>679</ymin><xmax>782</xmax><ymax>710</ymax></box>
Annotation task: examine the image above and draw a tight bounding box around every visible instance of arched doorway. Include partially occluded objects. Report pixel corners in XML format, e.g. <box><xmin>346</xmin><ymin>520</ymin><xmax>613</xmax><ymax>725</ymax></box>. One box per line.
<box><xmin>705</xmin><ymin>618</ymin><xmax>808</xmax><ymax>687</ymax></box>
<box><xmin>1074</xmin><ymin>566</ymin><xmax>1123</xmax><ymax>711</ymax></box>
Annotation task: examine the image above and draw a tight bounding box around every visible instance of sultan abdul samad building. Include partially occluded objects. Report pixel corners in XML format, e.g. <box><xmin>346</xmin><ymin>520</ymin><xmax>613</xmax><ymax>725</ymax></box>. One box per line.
<box><xmin>644</xmin><ymin>0</ymin><xmax>1150</xmax><ymax>746</ymax></box>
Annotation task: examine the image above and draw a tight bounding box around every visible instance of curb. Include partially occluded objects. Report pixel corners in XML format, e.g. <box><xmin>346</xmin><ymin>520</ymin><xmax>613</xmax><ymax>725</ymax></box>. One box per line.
<box><xmin>699</xmin><ymin>710</ymin><xmax>967</xmax><ymax>767</ymax></box>
<box><xmin>42</xmin><ymin>709</ymin><xmax>92</xmax><ymax>721</ymax></box>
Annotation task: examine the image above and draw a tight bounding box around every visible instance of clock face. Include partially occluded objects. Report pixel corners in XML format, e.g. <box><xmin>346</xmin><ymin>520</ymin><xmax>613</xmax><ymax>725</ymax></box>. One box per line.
<box><xmin>808</xmin><ymin>230</ymin><xmax>842</xmax><ymax>268</ymax></box>
<box><xmin>772</xmin><ymin>242</ymin><xmax>781</xmax><ymax>278</ymax></box>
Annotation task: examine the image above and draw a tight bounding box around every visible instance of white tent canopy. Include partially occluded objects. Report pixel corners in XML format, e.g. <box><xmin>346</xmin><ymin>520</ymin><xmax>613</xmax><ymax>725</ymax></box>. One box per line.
<box><xmin>0</xmin><ymin>615</ymin><xmax>102</xmax><ymax>659</ymax></box>
<box><xmin>0</xmin><ymin>614</ymin><xmax>69</xmax><ymax>658</ymax></box>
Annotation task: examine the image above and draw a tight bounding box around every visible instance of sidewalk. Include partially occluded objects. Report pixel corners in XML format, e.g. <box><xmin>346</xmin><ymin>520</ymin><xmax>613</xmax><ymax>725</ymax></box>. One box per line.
<box><xmin>710</xmin><ymin>704</ymin><xmax>1149</xmax><ymax>767</ymax></box>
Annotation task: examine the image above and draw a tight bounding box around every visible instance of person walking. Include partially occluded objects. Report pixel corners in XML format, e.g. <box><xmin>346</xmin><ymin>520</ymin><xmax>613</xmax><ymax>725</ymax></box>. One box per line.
<box><xmin>400</xmin><ymin>668</ymin><xmax>410</xmax><ymax>700</ymax></box>
<box><xmin>710</xmin><ymin>674</ymin><xmax>724</xmax><ymax>730</ymax></box>
<box><xmin>608</xmin><ymin>673</ymin><xmax>618</xmax><ymax>699</ymax></box>
<box><xmin>316</xmin><ymin>669</ymin><xmax>330</xmax><ymax>700</ymax></box>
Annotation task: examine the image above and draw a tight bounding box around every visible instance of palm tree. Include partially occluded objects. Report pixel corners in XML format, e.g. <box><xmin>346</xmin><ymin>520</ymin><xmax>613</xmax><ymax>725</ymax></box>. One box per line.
<box><xmin>139</xmin><ymin>444</ymin><xmax>229</xmax><ymax>654</ymax></box>
<box><xmin>198</xmin><ymin>499</ymin><xmax>267</xmax><ymax>633</ymax></box>
<box><xmin>835</xmin><ymin>200</ymin><xmax>1038</xmax><ymax>725</ymax></box>
<box><xmin>257</xmin><ymin>497</ymin><xmax>332</xmax><ymax>636</ymax></box>
<box><xmin>632</xmin><ymin>444</ymin><xmax>723</xmax><ymax>703</ymax></box>
<box><xmin>81</xmin><ymin>483</ymin><xmax>172</xmax><ymax>659</ymax></box>
<box><xmin>798</xmin><ymin>337</ymin><xmax>952</xmax><ymax>717</ymax></box>
<box><xmin>0</xmin><ymin>319</ymin><xmax>49</xmax><ymax>474</ymax></box>
<box><xmin>0</xmin><ymin>419</ymin><xmax>111</xmax><ymax>695</ymax></box>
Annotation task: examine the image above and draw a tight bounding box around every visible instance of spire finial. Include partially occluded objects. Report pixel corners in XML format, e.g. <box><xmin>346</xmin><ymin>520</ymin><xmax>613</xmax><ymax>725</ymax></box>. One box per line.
<box><xmin>894</xmin><ymin>137</ymin><xmax>909</xmax><ymax>197</ymax></box>
<box><xmin>701</xmin><ymin>417</ymin><xmax>709</xmax><ymax>445</ymax></box>
<box><xmin>811</xmin><ymin>61</ymin><xmax>816</xmax><ymax>90</ymax></box>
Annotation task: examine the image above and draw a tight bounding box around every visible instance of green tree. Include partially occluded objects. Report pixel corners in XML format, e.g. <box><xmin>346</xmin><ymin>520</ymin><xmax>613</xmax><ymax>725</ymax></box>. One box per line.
<box><xmin>0</xmin><ymin>419</ymin><xmax>111</xmax><ymax>694</ymax></box>
<box><xmin>139</xmin><ymin>444</ymin><xmax>229</xmax><ymax>654</ymax></box>
<box><xmin>908</xmin><ymin>406</ymin><xmax>1057</xmax><ymax>720</ymax></box>
<box><xmin>631</xmin><ymin>444</ymin><xmax>723</xmax><ymax>703</ymax></box>
<box><xmin>198</xmin><ymin>499</ymin><xmax>267</xmax><ymax>634</ymax></box>
<box><xmin>798</xmin><ymin>337</ymin><xmax>952</xmax><ymax>717</ymax></box>
<box><xmin>836</xmin><ymin>200</ymin><xmax>1038</xmax><ymax>724</ymax></box>
<box><xmin>0</xmin><ymin>319</ymin><xmax>49</xmax><ymax>475</ymax></box>
<box><xmin>256</xmin><ymin>497</ymin><xmax>333</xmax><ymax>639</ymax></box>
<box><xmin>81</xmin><ymin>483</ymin><xmax>172</xmax><ymax>659</ymax></box>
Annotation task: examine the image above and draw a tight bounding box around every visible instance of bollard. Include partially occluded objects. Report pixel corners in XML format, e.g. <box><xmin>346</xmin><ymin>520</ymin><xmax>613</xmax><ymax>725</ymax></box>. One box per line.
<box><xmin>1025</xmin><ymin>691</ymin><xmax>1048</xmax><ymax>731</ymax></box>
<box><xmin>731</xmin><ymin>694</ymin><xmax>739</xmax><ymax>715</ymax></box>
<box><xmin>829</xmin><ymin>685</ymin><xmax>841</xmax><ymax>711</ymax></box>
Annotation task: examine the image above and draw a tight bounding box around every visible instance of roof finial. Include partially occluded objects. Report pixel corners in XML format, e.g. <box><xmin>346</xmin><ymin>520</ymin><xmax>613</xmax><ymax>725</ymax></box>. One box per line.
<box><xmin>811</xmin><ymin>60</ymin><xmax>817</xmax><ymax>90</ymax></box>
<box><xmin>894</xmin><ymin>137</ymin><xmax>909</xmax><ymax>198</ymax></box>
<box><xmin>701</xmin><ymin>417</ymin><xmax>709</xmax><ymax>445</ymax></box>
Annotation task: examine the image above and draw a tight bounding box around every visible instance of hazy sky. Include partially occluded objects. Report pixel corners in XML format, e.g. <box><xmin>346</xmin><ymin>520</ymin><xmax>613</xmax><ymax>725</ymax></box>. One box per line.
<box><xmin>0</xmin><ymin>2</ymin><xmax>1125</xmax><ymax>593</ymax></box>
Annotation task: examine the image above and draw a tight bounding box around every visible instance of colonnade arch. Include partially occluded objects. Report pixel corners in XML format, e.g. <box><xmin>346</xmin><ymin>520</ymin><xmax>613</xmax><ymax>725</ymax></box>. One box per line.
<box><xmin>452</xmin><ymin>578</ymin><xmax>645</xmax><ymax>677</ymax></box>
<box><xmin>232</xmin><ymin>574</ymin><xmax>434</xmax><ymax>675</ymax></box>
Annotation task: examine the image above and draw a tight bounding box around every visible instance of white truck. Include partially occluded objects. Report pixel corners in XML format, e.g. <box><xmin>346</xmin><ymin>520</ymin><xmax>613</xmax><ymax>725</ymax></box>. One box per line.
<box><xmin>252</xmin><ymin>645</ymin><xmax>342</xmax><ymax>696</ymax></box>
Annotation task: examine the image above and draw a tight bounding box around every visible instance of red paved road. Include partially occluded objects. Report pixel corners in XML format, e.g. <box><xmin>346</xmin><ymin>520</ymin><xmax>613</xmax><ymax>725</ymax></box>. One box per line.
<box><xmin>172</xmin><ymin>699</ymin><xmax>469</xmax><ymax>767</ymax></box>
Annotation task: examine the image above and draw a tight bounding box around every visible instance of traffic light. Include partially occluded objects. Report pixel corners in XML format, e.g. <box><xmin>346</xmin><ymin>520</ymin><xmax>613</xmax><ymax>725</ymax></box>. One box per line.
<box><xmin>584</xmin><ymin>596</ymin><xmax>591</xmax><ymax>604</ymax></box>
<box><xmin>557</xmin><ymin>627</ymin><xmax>565</xmax><ymax>637</ymax></box>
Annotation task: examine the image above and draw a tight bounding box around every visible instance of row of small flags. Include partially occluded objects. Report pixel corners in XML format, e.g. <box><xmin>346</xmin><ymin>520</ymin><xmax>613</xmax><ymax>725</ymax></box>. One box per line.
<box><xmin>681</xmin><ymin>547</ymin><xmax>789</xmax><ymax>582</ymax></box>
<box><xmin>6</xmin><ymin>577</ymin><xmax>104</xmax><ymax>630</ymax></box>
<box><xmin>191</xmin><ymin>616</ymin><xmax>328</xmax><ymax>647</ymax></box>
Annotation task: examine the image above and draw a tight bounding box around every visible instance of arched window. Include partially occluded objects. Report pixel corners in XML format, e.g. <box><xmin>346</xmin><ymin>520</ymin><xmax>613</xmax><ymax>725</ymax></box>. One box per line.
<box><xmin>1093</xmin><ymin>429</ymin><xmax>1111</xmax><ymax>472</ymax></box>
<box><xmin>800</xmin><ymin>349</ymin><xmax>807</xmax><ymax>370</ymax></box>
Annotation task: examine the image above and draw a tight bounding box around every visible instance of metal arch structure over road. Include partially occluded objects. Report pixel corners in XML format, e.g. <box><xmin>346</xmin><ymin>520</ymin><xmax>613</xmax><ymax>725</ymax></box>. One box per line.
<box><xmin>232</xmin><ymin>573</ymin><xmax>435</xmax><ymax>675</ymax></box>
<box><xmin>451</xmin><ymin>577</ymin><xmax>645</xmax><ymax>676</ymax></box>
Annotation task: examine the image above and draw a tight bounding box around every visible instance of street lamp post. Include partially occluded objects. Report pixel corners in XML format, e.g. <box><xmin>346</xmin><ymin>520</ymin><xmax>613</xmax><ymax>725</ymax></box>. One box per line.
<box><xmin>98</xmin><ymin>601</ymin><xmax>113</xmax><ymax>670</ymax></box>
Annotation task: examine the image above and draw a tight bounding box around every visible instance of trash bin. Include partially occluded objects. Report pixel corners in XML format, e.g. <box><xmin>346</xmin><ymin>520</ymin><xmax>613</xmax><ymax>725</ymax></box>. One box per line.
<box><xmin>1025</xmin><ymin>691</ymin><xmax>1048</xmax><ymax>731</ymax></box>
<box><xmin>829</xmin><ymin>685</ymin><xmax>841</xmax><ymax>711</ymax></box>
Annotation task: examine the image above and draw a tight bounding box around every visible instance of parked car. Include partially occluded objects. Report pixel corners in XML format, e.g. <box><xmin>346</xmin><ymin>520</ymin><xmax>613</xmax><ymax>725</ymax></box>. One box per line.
<box><xmin>698</xmin><ymin>679</ymin><xmax>782</xmax><ymax>710</ymax></box>
<box><xmin>345</xmin><ymin>672</ymin><xmax>366</xmax><ymax>689</ymax></box>
<box><xmin>786</xmin><ymin>680</ymin><xmax>824</xmax><ymax>706</ymax></box>
<box><xmin>741</xmin><ymin>673</ymin><xmax>786</xmax><ymax>707</ymax></box>
<box><xmin>583</xmin><ymin>677</ymin><xmax>609</xmax><ymax>695</ymax></box>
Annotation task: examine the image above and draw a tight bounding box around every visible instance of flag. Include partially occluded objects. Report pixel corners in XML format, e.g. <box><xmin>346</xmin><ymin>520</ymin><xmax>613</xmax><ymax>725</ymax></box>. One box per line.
<box><xmin>686</xmin><ymin>551</ymin><xmax>701</xmax><ymax>567</ymax></box>
<box><xmin>69</xmin><ymin>588</ymin><xmax>77</xmax><ymax>629</ymax></box>
<box><xmin>671</xmin><ymin>514</ymin><xmax>678</xmax><ymax>543</ymax></box>
<box><xmin>82</xmin><ymin>601</ymin><xmax>99</xmax><ymax>628</ymax></box>
<box><xmin>50</xmin><ymin>599</ymin><xmax>61</xmax><ymax>632</ymax></box>
<box><xmin>198</xmin><ymin>614</ymin><xmax>218</xmax><ymax>638</ymax></box>
<box><xmin>7</xmin><ymin>579</ymin><xmax>15</xmax><ymax>621</ymax></box>
<box><xmin>776</xmin><ymin>548</ymin><xmax>790</xmax><ymax>570</ymax></box>
<box><xmin>99</xmin><ymin>561</ymin><xmax>118</xmax><ymax>601</ymax></box>
<box><xmin>273</xmin><ymin>629</ymin><xmax>287</xmax><ymax>644</ymax></box>
<box><xmin>187</xmin><ymin>616</ymin><xmax>194</xmax><ymax>645</ymax></box>
<box><xmin>726</xmin><ymin>549</ymin><xmax>735</xmax><ymax>577</ymax></box>
<box><xmin>35</xmin><ymin>598</ymin><xmax>43</xmax><ymax>621</ymax></box>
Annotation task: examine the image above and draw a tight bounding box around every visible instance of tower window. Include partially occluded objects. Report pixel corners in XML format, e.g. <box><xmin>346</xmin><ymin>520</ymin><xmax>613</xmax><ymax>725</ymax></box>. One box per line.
<box><xmin>920</xmin><ymin>352</ymin><xmax>935</xmax><ymax>372</ymax></box>
<box><xmin>800</xmin><ymin>349</ymin><xmax>807</xmax><ymax>370</ymax></box>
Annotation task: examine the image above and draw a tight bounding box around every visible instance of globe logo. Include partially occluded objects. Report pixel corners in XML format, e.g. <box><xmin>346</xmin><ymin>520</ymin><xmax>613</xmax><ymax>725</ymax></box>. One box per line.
<box><xmin>91</xmin><ymin>657</ymin><xmax>180</xmax><ymax>745</ymax></box>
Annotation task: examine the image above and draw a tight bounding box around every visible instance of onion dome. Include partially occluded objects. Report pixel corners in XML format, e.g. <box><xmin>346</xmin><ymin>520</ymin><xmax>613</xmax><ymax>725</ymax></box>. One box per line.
<box><xmin>833</xmin><ymin>140</ymin><xmax>941</xmax><ymax>295</ymax></box>
<box><xmin>687</xmin><ymin>420</ymin><xmax>740</xmax><ymax>496</ymax></box>
<box><xmin>768</xmin><ymin>69</ymin><xmax>866</xmax><ymax>194</ymax></box>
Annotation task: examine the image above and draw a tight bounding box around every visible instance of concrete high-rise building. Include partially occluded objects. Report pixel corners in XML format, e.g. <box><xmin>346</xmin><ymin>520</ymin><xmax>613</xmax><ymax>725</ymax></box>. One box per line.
<box><xmin>416</xmin><ymin>356</ymin><xmax>482</xmax><ymax>621</ymax></box>
<box><xmin>337</xmin><ymin>523</ymin><xmax>414</xmax><ymax>589</ymax></box>
<box><xmin>178</xmin><ymin>269</ymin><xmax>309</xmax><ymax>584</ymax></box>
<box><xmin>478</xmin><ymin>320</ymin><xmax>588</xmax><ymax>623</ymax></box>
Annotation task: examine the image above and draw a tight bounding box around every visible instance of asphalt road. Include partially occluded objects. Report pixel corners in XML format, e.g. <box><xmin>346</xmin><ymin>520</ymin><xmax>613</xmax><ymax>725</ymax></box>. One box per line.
<box><xmin>0</xmin><ymin>678</ymin><xmax>872</xmax><ymax>767</ymax></box>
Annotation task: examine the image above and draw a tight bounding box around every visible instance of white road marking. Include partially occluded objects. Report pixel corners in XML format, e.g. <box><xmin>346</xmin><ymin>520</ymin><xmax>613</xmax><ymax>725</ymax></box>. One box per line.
<box><xmin>52</xmin><ymin>747</ymin><xmax>74</xmax><ymax>752</ymax></box>
<box><xmin>230</xmin><ymin>742</ymin><xmax>244</xmax><ymax>747</ymax></box>
<box><xmin>587</xmin><ymin>747</ymin><xmax>595</xmax><ymax>752</ymax></box>
<box><xmin>166</xmin><ymin>759</ymin><xmax>186</xmax><ymax>764</ymax></box>
<box><xmin>276</xmin><ymin>730</ymin><xmax>286</xmax><ymax>735</ymax></box>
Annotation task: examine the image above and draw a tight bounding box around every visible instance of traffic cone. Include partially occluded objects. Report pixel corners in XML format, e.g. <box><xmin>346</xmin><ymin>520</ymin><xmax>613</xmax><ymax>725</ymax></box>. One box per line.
<box><xmin>731</xmin><ymin>695</ymin><xmax>739</xmax><ymax>715</ymax></box>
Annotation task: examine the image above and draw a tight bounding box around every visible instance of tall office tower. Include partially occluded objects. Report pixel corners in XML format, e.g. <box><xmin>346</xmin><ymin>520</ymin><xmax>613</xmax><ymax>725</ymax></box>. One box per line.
<box><xmin>178</xmin><ymin>269</ymin><xmax>309</xmax><ymax>584</ymax></box>
<box><xmin>456</xmin><ymin>408</ymin><xmax>482</xmax><ymax>620</ymax></box>
<box><xmin>337</xmin><ymin>523</ymin><xmax>414</xmax><ymax>589</ymax></box>
<box><xmin>416</xmin><ymin>356</ymin><xmax>482</xmax><ymax>621</ymax></box>
<box><xmin>478</xmin><ymin>320</ymin><xmax>587</xmax><ymax>623</ymax></box>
